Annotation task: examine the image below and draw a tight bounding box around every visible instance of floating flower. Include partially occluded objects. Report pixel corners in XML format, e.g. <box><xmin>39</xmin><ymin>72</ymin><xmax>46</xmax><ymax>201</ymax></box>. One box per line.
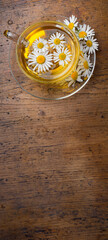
<box><xmin>64</xmin><ymin>15</ymin><xmax>78</xmax><ymax>32</ymax></box>
<box><xmin>66</xmin><ymin>66</ymin><xmax>83</xmax><ymax>87</ymax></box>
<box><xmin>32</xmin><ymin>37</ymin><xmax>48</xmax><ymax>52</ymax></box>
<box><xmin>53</xmin><ymin>47</ymin><xmax>72</xmax><ymax>66</ymax></box>
<box><xmin>48</xmin><ymin>32</ymin><xmax>65</xmax><ymax>50</ymax></box>
<box><xmin>82</xmin><ymin>37</ymin><xmax>99</xmax><ymax>54</ymax></box>
<box><xmin>78</xmin><ymin>54</ymin><xmax>93</xmax><ymax>77</ymax></box>
<box><xmin>28</xmin><ymin>50</ymin><xmax>53</xmax><ymax>73</ymax></box>
<box><xmin>77</xmin><ymin>24</ymin><xmax>95</xmax><ymax>40</ymax></box>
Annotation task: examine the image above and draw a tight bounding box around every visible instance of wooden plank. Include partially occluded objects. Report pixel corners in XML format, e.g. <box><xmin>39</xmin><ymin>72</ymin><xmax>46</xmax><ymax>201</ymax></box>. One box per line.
<box><xmin>0</xmin><ymin>0</ymin><xmax>108</xmax><ymax>239</ymax></box>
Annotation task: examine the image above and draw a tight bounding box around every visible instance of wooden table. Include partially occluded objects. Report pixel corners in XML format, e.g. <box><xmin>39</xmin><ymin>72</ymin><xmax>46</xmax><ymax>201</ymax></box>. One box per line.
<box><xmin>0</xmin><ymin>0</ymin><xmax>108</xmax><ymax>239</ymax></box>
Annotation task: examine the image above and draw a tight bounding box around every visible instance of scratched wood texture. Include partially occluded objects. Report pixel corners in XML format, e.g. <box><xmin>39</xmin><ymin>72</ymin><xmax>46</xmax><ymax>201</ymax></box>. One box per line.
<box><xmin>0</xmin><ymin>0</ymin><xmax>108</xmax><ymax>239</ymax></box>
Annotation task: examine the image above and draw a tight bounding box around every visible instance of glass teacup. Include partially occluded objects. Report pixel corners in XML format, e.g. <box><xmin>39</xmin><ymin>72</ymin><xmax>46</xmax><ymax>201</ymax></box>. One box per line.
<box><xmin>4</xmin><ymin>15</ymin><xmax>95</xmax><ymax>100</ymax></box>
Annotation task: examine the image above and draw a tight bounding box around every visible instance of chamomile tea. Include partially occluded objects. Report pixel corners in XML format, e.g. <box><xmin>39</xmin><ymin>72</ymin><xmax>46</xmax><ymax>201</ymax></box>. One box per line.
<box><xmin>16</xmin><ymin>20</ymin><xmax>80</xmax><ymax>87</ymax></box>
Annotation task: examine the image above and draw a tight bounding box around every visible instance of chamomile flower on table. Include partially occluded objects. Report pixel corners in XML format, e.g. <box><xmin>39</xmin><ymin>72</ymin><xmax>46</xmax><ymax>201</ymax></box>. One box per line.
<box><xmin>78</xmin><ymin>53</ymin><xmax>93</xmax><ymax>77</ymax></box>
<box><xmin>53</xmin><ymin>47</ymin><xmax>72</xmax><ymax>67</ymax></box>
<box><xmin>77</xmin><ymin>24</ymin><xmax>95</xmax><ymax>40</ymax></box>
<box><xmin>28</xmin><ymin>50</ymin><xmax>53</xmax><ymax>73</ymax></box>
<box><xmin>64</xmin><ymin>15</ymin><xmax>78</xmax><ymax>32</ymax></box>
<box><xmin>32</xmin><ymin>37</ymin><xmax>48</xmax><ymax>52</ymax></box>
<box><xmin>82</xmin><ymin>36</ymin><xmax>99</xmax><ymax>54</ymax></box>
<box><xmin>66</xmin><ymin>66</ymin><xmax>83</xmax><ymax>87</ymax></box>
<box><xmin>48</xmin><ymin>32</ymin><xmax>65</xmax><ymax>50</ymax></box>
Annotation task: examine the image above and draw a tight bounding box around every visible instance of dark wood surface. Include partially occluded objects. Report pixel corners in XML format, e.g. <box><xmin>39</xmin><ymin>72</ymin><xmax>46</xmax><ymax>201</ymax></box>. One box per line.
<box><xmin>0</xmin><ymin>0</ymin><xmax>108</xmax><ymax>239</ymax></box>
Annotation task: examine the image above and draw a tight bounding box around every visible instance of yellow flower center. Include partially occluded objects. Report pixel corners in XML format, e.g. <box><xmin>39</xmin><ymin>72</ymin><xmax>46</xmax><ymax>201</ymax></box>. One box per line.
<box><xmin>79</xmin><ymin>31</ymin><xmax>87</xmax><ymax>38</ymax></box>
<box><xmin>71</xmin><ymin>71</ymin><xmax>78</xmax><ymax>81</ymax></box>
<box><xmin>37</xmin><ymin>42</ymin><xmax>44</xmax><ymax>49</ymax></box>
<box><xmin>59</xmin><ymin>53</ymin><xmax>66</xmax><ymax>60</ymax></box>
<box><xmin>54</xmin><ymin>38</ymin><xmax>60</xmax><ymax>45</ymax></box>
<box><xmin>83</xmin><ymin>60</ymin><xmax>89</xmax><ymax>69</ymax></box>
<box><xmin>68</xmin><ymin>22</ymin><xmax>74</xmax><ymax>29</ymax></box>
<box><xmin>86</xmin><ymin>40</ymin><xmax>92</xmax><ymax>47</ymax></box>
<box><xmin>36</xmin><ymin>55</ymin><xmax>45</xmax><ymax>64</ymax></box>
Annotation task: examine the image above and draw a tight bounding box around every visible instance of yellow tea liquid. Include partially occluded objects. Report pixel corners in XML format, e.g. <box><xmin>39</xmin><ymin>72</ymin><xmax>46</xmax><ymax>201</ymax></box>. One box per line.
<box><xmin>16</xmin><ymin>21</ymin><xmax>80</xmax><ymax>87</ymax></box>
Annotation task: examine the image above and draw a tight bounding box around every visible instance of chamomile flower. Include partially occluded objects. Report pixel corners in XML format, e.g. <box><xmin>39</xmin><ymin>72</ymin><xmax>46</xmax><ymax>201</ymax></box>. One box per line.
<box><xmin>78</xmin><ymin>53</ymin><xmax>93</xmax><ymax>77</ymax></box>
<box><xmin>28</xmin><ymin>50</ymin><xmax>53</xmax><ymax>73</ymax></box>
<box><xmin>32</xmin><ymin>37</ymin><xmax>48</xmax><ymax>52</ymax></box>
<box><xmin>82</xmin><ymin>37</ymin><xmax>99</xmax><ymax>54</ymax></box>
<box><xmin>53</xmin><ymin>47</ymin><xmax>72</xmax><ymax>67</ymax></box>
<box><xmin>77</xmin><ymin>24</ymin><xmax>95</xmax><ymax>40</ymax></box>
<box><xmin>48</xmin><ymin>32</ymin><xmax>65</xmax><ymax>50</ymax></box>
<box><xmin>66</xmin><ymin>66</ymin><xmax>83</xmax><ymax>87</ymax></box>
<box><xmin>64</xmin><ymin>15</ymin><xmax>78</xmax><ymax>32</ymax></box>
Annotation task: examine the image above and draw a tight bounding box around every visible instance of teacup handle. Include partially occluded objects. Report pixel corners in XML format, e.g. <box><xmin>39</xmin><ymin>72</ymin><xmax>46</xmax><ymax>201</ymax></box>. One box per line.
<box><xmin>4</xmin><ymin>30</ymin><xmax>29</xmax><ymax>47</ymax></box>
<box><xmin>4</xmin><ymin>30</ymin><xmax>19</xmax><ymax>42</ymax></box>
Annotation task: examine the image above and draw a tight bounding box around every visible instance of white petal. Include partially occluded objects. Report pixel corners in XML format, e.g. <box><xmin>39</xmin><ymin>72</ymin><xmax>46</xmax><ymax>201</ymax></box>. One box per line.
<box><xmin>64</xmin><ymin>19</ymin><xmax>69</xmax><ymax>25</ymax></box>
<box><xmin>68</xmin><ymin>81</ymin><xmax>73</xmax><ymax>87</ymax></box>
<box><xmin>59</xmin><ymin>60</ymin><xmax>64</xmax><ymax>66</ymax></box>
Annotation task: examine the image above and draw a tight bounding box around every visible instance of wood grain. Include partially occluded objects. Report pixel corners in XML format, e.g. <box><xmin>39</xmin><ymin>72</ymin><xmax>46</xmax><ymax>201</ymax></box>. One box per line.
<box><xmin>0</xmin><ymin>0</ymin><xmax>108</xmax><ymax>239</ymax></box>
